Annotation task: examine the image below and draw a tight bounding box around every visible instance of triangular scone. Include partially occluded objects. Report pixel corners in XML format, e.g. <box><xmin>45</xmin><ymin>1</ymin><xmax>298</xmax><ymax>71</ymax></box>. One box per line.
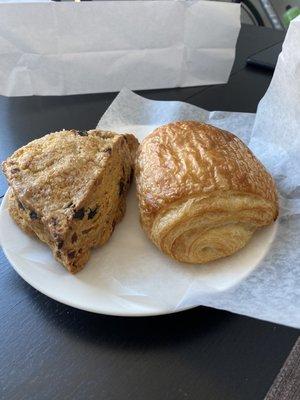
<box><xmin>2</xmin><ymin>129</ymin><xmax>139</xmax><ymax>273</ymax></box>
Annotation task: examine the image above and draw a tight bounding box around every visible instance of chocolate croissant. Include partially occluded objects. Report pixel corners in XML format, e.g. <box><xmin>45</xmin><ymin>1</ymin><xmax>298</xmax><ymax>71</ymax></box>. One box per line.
<box><xmin>135</xmin><ymin>121</ymin><xmax>278</xmax><ymax>264</ymax></box>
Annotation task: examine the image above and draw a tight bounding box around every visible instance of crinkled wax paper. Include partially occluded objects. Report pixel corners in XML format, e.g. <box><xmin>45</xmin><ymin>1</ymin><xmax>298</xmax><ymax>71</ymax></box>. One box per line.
<box><xmin>96</xmin><ymin>82</ymin><xmax>300</xmax><ymax>326</ymax></box>
<box><xmin>0</xmin><ymin>0</ymin><xmax>240</xmax><ymax>96</ymax></box>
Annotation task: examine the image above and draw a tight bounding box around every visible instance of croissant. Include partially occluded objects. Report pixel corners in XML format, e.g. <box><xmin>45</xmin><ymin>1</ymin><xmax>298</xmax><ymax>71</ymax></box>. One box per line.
<box><xmin>135</xmin><ymin>121</ymin><xmax>278</xmax><ymax>264</ymax></box>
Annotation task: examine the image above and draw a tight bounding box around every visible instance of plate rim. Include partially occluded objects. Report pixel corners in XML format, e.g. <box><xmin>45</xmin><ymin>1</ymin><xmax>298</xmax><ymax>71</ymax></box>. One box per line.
<box><xmin>0</xmin><ymin>190</ymin><xmax>197</xmax><ymax>317</ymax></box>
<box><xmin>0</xmin><ymin>189</ymin><xmax>277</xmax><ymax>317</ymax></box>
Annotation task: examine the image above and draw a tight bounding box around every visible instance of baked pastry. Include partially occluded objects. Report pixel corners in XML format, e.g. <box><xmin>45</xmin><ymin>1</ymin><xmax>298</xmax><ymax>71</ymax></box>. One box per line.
<box><xmin>135</xmin><ymin>121</ymin><xmax>278</xmax><ymax>264</ymax></box>
<box><xmin>2</xmin><ymin>129</ymin><xmax>139</xmax><ymax>273</ymax></box>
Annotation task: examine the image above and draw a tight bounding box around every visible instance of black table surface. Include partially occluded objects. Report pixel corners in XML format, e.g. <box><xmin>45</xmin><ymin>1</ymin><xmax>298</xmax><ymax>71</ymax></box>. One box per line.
<box><xmin>0</xmin><ymin>25</ymin><xmax>299</xmax><ymax>400</ymax></box>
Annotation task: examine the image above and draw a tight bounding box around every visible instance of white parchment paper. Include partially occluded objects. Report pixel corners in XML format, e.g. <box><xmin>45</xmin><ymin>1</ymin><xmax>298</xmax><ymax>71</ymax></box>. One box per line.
<box><xmin>95</xmin><ymin>82</ymin><xmax>300</xmax><ymax>326</ymax></box>
<box><xmin>0</xmin><ymin>0</ymin><xmax>240</xmax><ymax>96</ymax></box>
<box><xmin>0</xmin><ymin>18</ymin><xmax>299</xmax><ymax>327</ymax></box>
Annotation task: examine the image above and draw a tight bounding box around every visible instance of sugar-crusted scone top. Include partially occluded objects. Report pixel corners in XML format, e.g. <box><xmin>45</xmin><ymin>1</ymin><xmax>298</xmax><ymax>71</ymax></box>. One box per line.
<box><xmin>3</xmin><ymin>129</ymin><xmax>134</xmax><ymax>216</ymax></box>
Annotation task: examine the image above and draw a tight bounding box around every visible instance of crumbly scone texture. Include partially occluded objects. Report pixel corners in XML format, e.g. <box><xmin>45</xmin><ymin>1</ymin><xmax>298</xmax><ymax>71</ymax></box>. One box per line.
<box><xmin>3</xmin><ymin>129</ymin><xmax>139</xmax><ymax>273</ymax></box>
<box><xmin>135</xmin><ymin>121</ymin><xmax>278</xmax><ymax>264</ymax></box>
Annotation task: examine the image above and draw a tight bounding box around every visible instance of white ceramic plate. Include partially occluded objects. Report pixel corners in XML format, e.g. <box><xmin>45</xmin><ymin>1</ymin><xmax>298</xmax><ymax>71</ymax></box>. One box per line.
<box><xmin>0</xmin><ymin>189</ymin><xmax>277</xmax><ymax>316</ymax></box>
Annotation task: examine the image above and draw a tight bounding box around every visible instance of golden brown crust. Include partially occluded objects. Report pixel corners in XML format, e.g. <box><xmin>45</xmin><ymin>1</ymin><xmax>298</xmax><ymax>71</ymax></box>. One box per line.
<box><xmin>124</xmin><ymin>133</ymin><xmax>140</xmax><ymax>162</ymax></box>
<box><xmin>135</xmin><ymin>121</ymin><xmax>278</xmax><ymax>263</ymax></box>
<box><xmin>3</xmin><ymin>129</ymin><xmax>139</xmax><ymax>273</ymax></box>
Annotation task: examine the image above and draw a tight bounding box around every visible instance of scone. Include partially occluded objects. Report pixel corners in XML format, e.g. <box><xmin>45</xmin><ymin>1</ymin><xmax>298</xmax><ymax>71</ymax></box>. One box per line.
<box><xmin>2</xmin><ymin>129</ymin><xmax>139</xmax><ymax>273</ymax></box>
<box><xmin>135</xmin><ymin>121</ymin><xmax>278</xmax><ymax>264</ymax></box>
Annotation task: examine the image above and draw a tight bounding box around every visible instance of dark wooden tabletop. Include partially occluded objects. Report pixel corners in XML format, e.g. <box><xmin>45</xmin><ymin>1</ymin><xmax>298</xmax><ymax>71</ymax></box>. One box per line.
<box><xmin>0</xmin><ymin>25</ymin><xmax>299</xmax><ymax>400</ymax></box>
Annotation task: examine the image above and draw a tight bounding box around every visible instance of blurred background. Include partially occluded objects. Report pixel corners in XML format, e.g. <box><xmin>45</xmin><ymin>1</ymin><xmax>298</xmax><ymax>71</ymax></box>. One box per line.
<box><xmin>222</xmin><ymin>0</ymin><xmax>300</xmax><ymax>29</ymax></box>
